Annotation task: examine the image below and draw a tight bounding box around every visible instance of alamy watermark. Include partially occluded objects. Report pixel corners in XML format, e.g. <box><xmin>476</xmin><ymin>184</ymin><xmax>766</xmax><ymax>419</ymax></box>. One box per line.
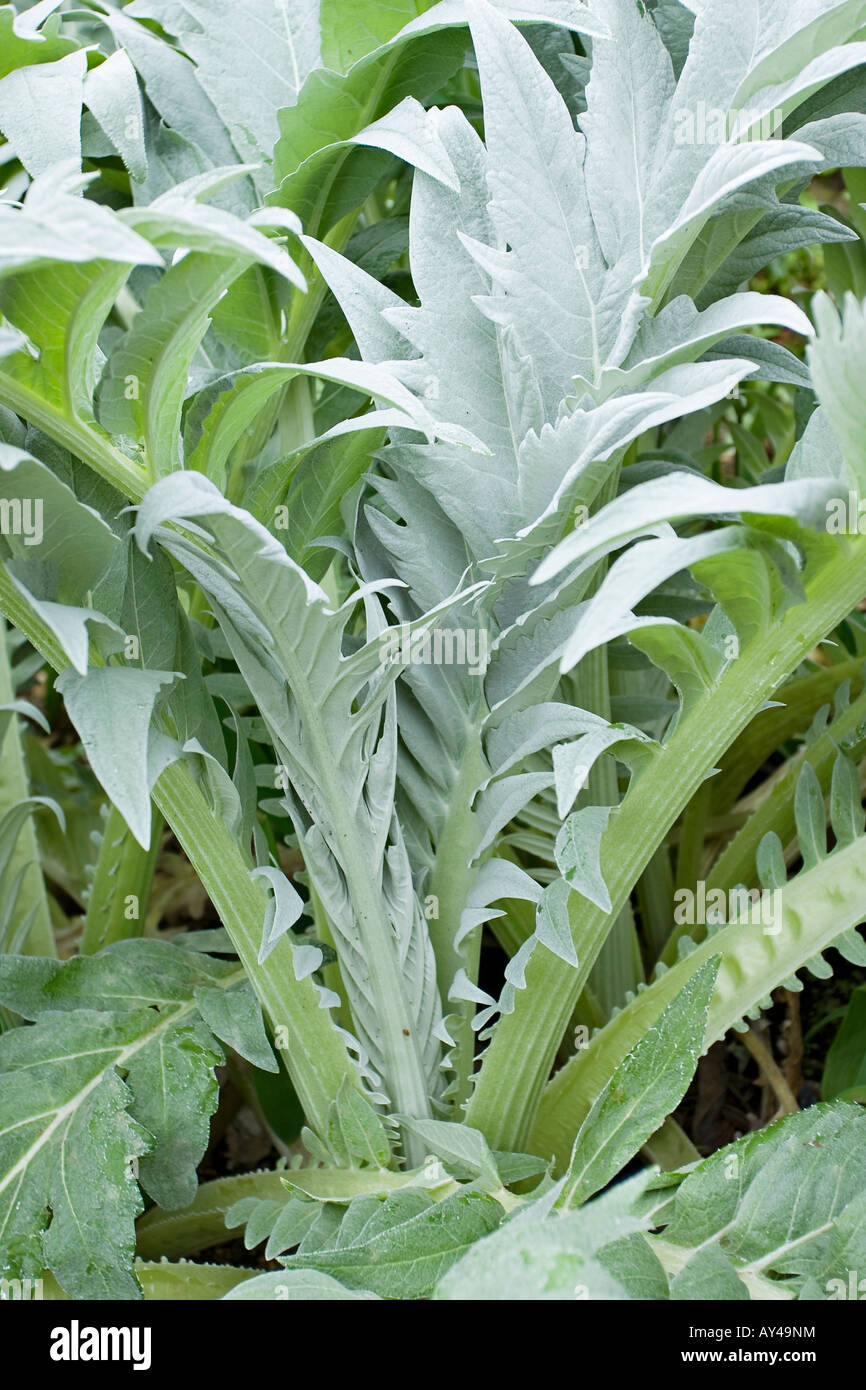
<box><xmin>673</xmin><ymin>102</ymin><xmax>784</xmax><ymax>146</ymax></box>
<box><xmin>378</xmin><ymin>625</ymin><xmax>490</xmax><ymax>677</ymax></box>
<box><xmin>826</xmin><ymin>492</ymin><xmax>866</xmax><ymax>534</ymax></box>
<box><xmin>49</xmin><ymin>1321</ymin><xmax>151</xmax><ymax>1371</ymax></box>
<box><xmin>0</xmin><ymin>496</ymin><xmax>42</xmax><ymax>545</ymax></box>
<box><xmin>826</xmin><ymin>1270</ymin><xmax>866</xmax><ymax>1299</ymax></box>
<box><xmin>0</xmin><ymin>1276</ymin><xmax>43</xmax><ymax>1299</ymax></box>
<box><xmin>674</xmin><ymin>881</ymin><xmax>783</xmax><ymax>934</ymax></box>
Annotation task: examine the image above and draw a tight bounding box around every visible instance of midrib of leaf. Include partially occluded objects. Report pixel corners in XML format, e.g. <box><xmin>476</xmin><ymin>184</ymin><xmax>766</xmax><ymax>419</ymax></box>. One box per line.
<box><xmin>274</xmin><ymin>0</ymin><xmax>301</xmax><ymax>92</ymax></box>
<box><xmin>744</xmin><ymin>1222</ymin><xmax>834</xmax><ymax>1274</ymax></box>
<box><xmin>647</xmin><ymin>1236</ymin><xmax>796</xmax><ymax>1299</ymax></box>
<box><xmin>467</xmin><ymin>535</ymin><xmax>866</xmax><ymax>1152</ymax></box>
<box><xmin>0</xmin><ymin>370</ymin><xmax>150</xmax><ymax>499</ymax></box>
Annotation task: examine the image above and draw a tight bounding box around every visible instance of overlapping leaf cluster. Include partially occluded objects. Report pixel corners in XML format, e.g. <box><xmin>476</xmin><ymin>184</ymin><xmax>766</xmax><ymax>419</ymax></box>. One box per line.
<box><xmin>1</xmin><ymin>0</ymin><xmax>866</xmax><ymax>1300</ymax></box>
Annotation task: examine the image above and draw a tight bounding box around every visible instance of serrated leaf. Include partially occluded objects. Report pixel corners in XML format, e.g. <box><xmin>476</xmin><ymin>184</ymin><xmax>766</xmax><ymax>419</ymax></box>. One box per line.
<box><xmin>652</xmin><ymin>1103</ymin><xmax>866</xmax><ymax>1298</ymax></box>
<box><xmin>0</xmin><ymin>1010</ymin><xmax>149</xmax><ymax>1298</ymax></box>
<box><xmin>84</xmin><ymin>50</ymin><xmax>148</xmax><ymax>182</ymax></box>
<box><xmin>0</xmin><ymin>938</ymin><xmax>258</xmax><ymax>1290</ymax></box>
<box><xmin>435</xmin><ymin>1171</ymin><xmax>650</xmax><ymax>1300</ymax></box>
<box><xmin>560</xmin><ymin>958</ymin><xmax>719</xmax><ymax>1208</ymax></box>
<box><xmin>282</xmin><ymin>1188</ymin><xmax>504</xmax><ymax>1298</ymax></box>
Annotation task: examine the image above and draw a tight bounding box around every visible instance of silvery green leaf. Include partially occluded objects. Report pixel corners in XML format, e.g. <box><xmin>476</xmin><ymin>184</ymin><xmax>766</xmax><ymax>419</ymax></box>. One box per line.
<box><xmin>282</xmin><ymin>1188</ymin><xmax>504</xmax><ymax>1298</ymax></box>
<box><xmin>0</xmin><ymin>160</ymin><xmax>162</xmax><ymax>276</ymax></box>
<box><xmin>0</xmin><ymin>1010</ymin><xmax>149</xmax><ymax>1298</ymax></box>
<box><xmin>394</xmin><ymin>0</ymin><xmax>611</xmax><ymax>45</ymax></box>
<box><xmin>0</xmin><ymin>445</ymin><xmax>119</xmax><ymax>586</ymax></box>
<box><xmin>84</xmin><ymin>49</ymin><xmax>147</xmax><ymax>182</ymax></box>
<box><xmin>466</xmin><ymin>0</ymin><xmax>620</xmax><ymax>413</ymax></box>
<box><xmin>351</xmin><ymin>97</ymin><xmax>460</xmax><ymax>189</ymax></box>
<box><xmin>56</xmin><ymin>666</ymin><xmax>177</xmax><ymax>848</ymax></box>
<box><xmin>807</xmin><ymin>291</ymin><xmax>866</xmax><ymax>486</ymax></box>
<box><xmin>97</xmin><ymin>9</ymin><xmax>240</xmax><ymax>173</ymax></box>
<box><xmin>397</xmin><ymin>1117</ymin><xmax>501</xmax><ymax>1188</ymax></box>
<box><xmin>194</xmin><ymin>977</ymin><xmax>279</xmax><ymax>1073</ymax></box>
<box><xmin>135</xmin><ymin>472</ymin><xmax>450</xmax><ymax>1128</ymax></box>
<box><xmin>786</xmin><ymin>403</ymin><xmax>847</xmax><ymax>483</ymax></box>
<box><xmin>0</xmin><ymin>49</ymin><xmax>86</xmax><ymax>175</ymax></box>
<box><xmin>535</xmin><ymin>876</ymin><xmax>579</xmax><ymax>967</ymax></box>
<box><xmin>327</xmin><ymin>1077</ymin><xmax>392</xmax><ymax>1169</ymax></box>
<box><xmin>553</xmin><ymin>722</ymin><xmax>655</xmax><ymax>818</ymax></box>
<box><xmin>582</xmin><ymin>292</ymin><xmax>812</xmax><ymax>401</ymax></box>
<box><xmin>535</xmin><ymin>473</ymin><xmax>836</xmax><ymax>586</ymax></box>
<box><xmin>555</xmin><ymin>805</ymin><xmax>614</xmax><ymax>912</ymax></box>
<box><xmin>692</xmin><ymin>202</ymin><xmax>858</xmax><ymax>307</ymax></box>
<box><xmin>560</xmin><ymin>959</ymin><xmax>719</xmax><ymax>1208</ymax></box>
<box><xmin>127</xmin><ymin>0</ymin><xmax>320</xmax><ymax>189</ymax></box>
<box><xmin>121</xmin><ymin>185</ymin><xmax>306</xmax><ymax>288</ymax></box>
<box><xmin>670</xmin><ymin>1242</ymin><xmax>750</xmax><ymax>1299</ymax></box>
<box><xmin>301</xmin><ymin>234</ymin><xmax>409</xmax><ymax>363</ymax></box>
<box><xmin>472</xmin><ymin>771</ymin><xmax>554</xmax><ymax>859</ymax></box>
<box><xmin>485</xmin><ymin>702</ymin><xmax>610</xmax><ymax>779</ymax></box>
<box><xmin>0</xmin><ymin>940</ymin><xmax>259</xmax><ymax>1293</ymax></box>
<box><xmin>581</xmin><ymin>0</ymin><xmax>675</xmax><ymax>282</ymax></box>
<box><xmin>517</xmin><ymin>359</ymin><xmax>756</xmax><ymax>530</ymax></box>
<box><xmin>250</xmin><ymin>864</ymin><xmax>305</xmax><ymax>964</ymax></box>
<box><xmin>645</xmin><ymin>137</ymin><xmax>823</xmax><ymax>299</ymax></box>
<box><xmin>435</xmin><ymin>1170</ymin><xmax>652</xmax><ymax>1300</ymax></box>
<box><xmin>702</xmin><ymin>333</ymin><xmax>813</xmax><ymax>390</ymax></box>
<box><xmin>653</xmin><ymin>1103</ymin><xmax>866</xmax><ymax>1299</ymax></box>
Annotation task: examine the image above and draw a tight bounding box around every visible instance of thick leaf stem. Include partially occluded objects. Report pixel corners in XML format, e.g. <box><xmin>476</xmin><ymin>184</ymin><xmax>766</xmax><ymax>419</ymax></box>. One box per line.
<box><xmin>467</xmin><ymin>537</ymin><xmax>866</xmax><ymax>1151</ymax></box>
<box><xmin>0</xmin><ymin>617</ymin><xmax>55</xmax><ymax>955</ymax></box>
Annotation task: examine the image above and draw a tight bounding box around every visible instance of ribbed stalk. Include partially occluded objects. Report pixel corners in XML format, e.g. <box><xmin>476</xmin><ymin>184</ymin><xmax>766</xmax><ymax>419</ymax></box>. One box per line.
<box><xmin>0</xmin><ymin>617</ymin><xmax>55</xmax><ymax>956</ymax></box>
<box><xmin>467</xmin><ymin>537</ymin><xmax>866</xmax><ymax>1151</ymax></box>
